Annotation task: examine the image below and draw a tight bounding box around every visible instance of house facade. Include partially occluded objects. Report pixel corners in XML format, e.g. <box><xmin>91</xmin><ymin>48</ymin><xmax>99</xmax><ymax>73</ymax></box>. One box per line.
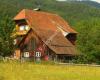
<box><xmin>13</xmin><ymin>9</ymin><xmax>78</xmax><ymax>62</ymax></box>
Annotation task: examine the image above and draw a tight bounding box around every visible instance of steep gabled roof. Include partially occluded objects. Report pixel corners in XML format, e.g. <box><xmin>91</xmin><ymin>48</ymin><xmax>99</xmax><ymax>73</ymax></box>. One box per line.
<box><xmin>14</xmin><ymin>9</ymin><xmax>77</xmax><ymax>34</ymax></box>
<box><xmin>14</xmin><ymin>9</ymin><xmax>26</xmax><ymax>20</ymax></box>
<box><xmin>14</xmin><ymin>9</ymin><xmax>79</xmax><ymax>55</ymax></box>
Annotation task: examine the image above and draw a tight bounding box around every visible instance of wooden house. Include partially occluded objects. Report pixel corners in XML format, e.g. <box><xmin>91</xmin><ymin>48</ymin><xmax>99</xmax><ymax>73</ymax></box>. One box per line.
<box><xmin>13</xmin><ymin>9</ymin><xmax>78</xmax><ymax>62</ymax></box>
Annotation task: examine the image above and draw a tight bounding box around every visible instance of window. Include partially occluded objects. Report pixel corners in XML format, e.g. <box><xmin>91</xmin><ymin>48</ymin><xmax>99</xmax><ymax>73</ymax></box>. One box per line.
<box><xmin>35</xmin><ymin>52</ymin><xmax>41</xmax><ymax>57</ymax></box>
<box><xmin>24</xmin><ymin>52</ymin><xmax>30</xmax><ymax>58</ymax></box>
<box><xmin>19</xmin><ymin>25</ymin><xmax>29</xmax><ymax>31</ymax></box>
<box><xmin>20</xmin><ymin>26</ymin><xmax>25</xmax><ymax>31</ymax></box>
<box><xmin>25</xmin><ymin>25</ymin><xmax>29</xmax><ymax>30</ymax></box>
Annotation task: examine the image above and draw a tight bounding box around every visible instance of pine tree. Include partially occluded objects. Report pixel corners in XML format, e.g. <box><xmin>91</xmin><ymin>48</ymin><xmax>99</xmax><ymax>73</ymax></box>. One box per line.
<box><xmin>0</xmin><ymin>15</ymin><xmax>15</xmax><ymax>57</ymax></box>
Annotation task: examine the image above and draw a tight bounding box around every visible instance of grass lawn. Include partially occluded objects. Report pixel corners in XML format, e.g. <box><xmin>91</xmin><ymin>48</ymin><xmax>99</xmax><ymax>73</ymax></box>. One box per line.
<box><xmin>0</xmin><ymin>61</ymin><xmax>100</xmax><ymax>80</ymax></box>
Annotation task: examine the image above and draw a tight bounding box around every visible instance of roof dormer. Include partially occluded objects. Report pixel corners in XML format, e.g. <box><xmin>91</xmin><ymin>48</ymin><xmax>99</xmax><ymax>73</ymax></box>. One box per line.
<box><xmin>14</xmin><ymin>19</ymin><xmax>30</xmax><ymax>36</ymax></box>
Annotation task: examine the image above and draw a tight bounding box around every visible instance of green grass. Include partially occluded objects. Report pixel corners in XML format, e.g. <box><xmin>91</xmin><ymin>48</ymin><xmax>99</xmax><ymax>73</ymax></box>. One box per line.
<box><xmin>0</xmin><ymin>61</ymin><xmax>100</xmax><ymax>80</ymax></box>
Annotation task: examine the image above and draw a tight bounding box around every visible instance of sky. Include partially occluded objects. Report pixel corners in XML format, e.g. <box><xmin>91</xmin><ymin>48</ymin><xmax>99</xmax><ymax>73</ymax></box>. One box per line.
<box><xmin>92</xmin><ymin>0</ymin><xmax>100</xmax><ymax>3</ymax></box>
<box><xmin>56</xmin><ymin>0</ymin><xmax>100</xmax><ymax>3</ymax></box>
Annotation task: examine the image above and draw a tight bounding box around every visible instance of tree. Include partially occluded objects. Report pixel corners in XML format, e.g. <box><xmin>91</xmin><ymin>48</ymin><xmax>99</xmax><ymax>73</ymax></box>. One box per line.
<box><xmin>75</xmin><ymin>18</ymin><xmax>100</xmax><ymax>64</ymax></box>
<box><xmin>0</xmin><ymin>15</ymin><xmax>15</xmax><ymax>57</ymax></box>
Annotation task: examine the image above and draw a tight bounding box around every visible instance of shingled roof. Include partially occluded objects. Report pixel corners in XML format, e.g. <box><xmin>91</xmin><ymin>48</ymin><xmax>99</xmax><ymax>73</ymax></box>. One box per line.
<box><xmin>14</xmin><ymin>9</ymin><xmax>78</xmax><ymax>55</ymax></box>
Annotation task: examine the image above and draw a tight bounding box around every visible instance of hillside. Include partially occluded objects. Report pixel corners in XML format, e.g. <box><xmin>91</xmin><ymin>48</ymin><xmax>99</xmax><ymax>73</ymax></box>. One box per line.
<box><xmin>81</xmin><ymin>1</ymin><xmax>100</xmax><ymax>8</ymax></box>
<box><xmin>0</xmin><ymin>0</ymin><xmax>100</xmax><ymax>63</ymax></box>
<box><xmin>0</xmin><ymin>0</ymin><xmax>100</xmax><ymax>24</ymax></box>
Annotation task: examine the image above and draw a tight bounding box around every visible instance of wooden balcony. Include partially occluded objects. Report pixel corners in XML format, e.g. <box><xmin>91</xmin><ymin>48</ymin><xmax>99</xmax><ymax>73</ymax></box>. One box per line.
<box><xmin>11</xmin><ymin>30</ymin><xmax>29</xmax><ymax>38</ymax></box>
<box><xmin>16</xmin><ymin>30</ymin><xmax>28</xmax><ymax>35</ymax></box>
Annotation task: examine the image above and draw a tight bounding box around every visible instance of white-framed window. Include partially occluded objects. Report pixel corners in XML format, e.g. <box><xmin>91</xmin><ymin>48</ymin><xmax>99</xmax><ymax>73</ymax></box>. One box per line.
<box><xmin>35</xmin><ymin>52</ymin><xmax>41</xmax><ymax>57</ymax></box>
<box><xmin>20</xmin><ymin>26</ymin><xmax>25</xmax><ymax>31</ymax></box>
<box><xmin>25</xmin><ymin>25</ymin><xmax>29</xmax><ymax>30</ymax></box>
<box><xmin>19</xmin><ymin>25</ymin><xmax>29</xmax><ymax>31</ymax></box>
<box><xmin>24</xmin><ymin>52</ymin><xmax>30</xmax><ymax>58</ymax></box>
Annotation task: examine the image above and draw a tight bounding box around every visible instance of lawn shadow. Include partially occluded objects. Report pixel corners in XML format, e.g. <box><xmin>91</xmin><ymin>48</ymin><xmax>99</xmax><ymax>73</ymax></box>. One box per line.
<box><xmin>0</xmin><ymin>76</ymin><xmax>5</xmax><ymax>80</ymax></box>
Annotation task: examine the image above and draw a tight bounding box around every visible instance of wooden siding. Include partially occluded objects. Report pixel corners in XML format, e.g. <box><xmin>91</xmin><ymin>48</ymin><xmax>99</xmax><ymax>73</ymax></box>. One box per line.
<box><xmin>19</xmin><ymin>29</ymin><xmax>47</xmax><ymax>57</ymax></box>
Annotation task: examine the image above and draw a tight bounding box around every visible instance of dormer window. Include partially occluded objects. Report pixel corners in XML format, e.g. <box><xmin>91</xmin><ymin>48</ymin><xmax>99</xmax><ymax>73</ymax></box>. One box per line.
<box><xmin>20</xmin><ymin>26</ymin><xmax>25</xmax><ymax>31</ymax></box>
<box><xmin>19</xmin><ymin>25</ymin><xmax>29</xmax><ymax>31</ymax></box>
<box><xmin>25</xmin><ymin>25</ymin><xmax>29</xmax><ymax>30</ymax></box>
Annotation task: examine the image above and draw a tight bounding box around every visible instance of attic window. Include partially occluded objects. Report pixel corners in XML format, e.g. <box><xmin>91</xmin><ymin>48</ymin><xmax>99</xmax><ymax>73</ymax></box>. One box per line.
<box><xmin>20</xmin><ymin>26</ymin><xmax>24</xmax><ymax>31</ymax></box>
<box><xmin>25</xmin><ymin>25</ymin><xmax>29</xmax><ymax>30</ymax></box>
<box><xmin>20</xmin><ymin>25</ymin><xmax>29</xmax><ymax>31</ymax></box>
